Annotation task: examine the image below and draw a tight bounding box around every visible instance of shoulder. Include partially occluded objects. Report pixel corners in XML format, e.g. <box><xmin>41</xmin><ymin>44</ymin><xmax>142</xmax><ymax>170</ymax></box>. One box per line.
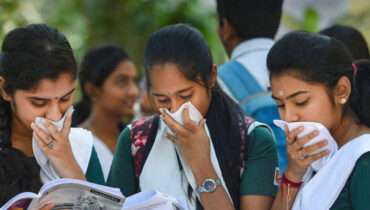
<box><xmin>351</xmin><ymin>151</ymin><xmax>370</xmax><ymax>178</ymax></box>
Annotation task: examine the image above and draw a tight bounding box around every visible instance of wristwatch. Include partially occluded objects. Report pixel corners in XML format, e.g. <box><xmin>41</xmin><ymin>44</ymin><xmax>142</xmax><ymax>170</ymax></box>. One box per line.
<box><xmin>195</xmin><ymin>178</ymin><xmax>222</xmax><ymax>193</ymax></box>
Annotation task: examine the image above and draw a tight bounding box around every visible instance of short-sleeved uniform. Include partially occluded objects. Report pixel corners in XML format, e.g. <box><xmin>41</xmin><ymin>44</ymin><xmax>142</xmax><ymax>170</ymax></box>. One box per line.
<box><xmin>107</xmin><ymin>122</ymin><xmax>279</xmax><ymax>198</ymax></box>
<box><xmin>330</xmin><ymin>152</ymin><xmax>370</xmax><ymax>209</ymax></box>
<box><xmin>32</xmin><ymin>147</ymin><xmax>105</xmax><ymax>185</ymax></box>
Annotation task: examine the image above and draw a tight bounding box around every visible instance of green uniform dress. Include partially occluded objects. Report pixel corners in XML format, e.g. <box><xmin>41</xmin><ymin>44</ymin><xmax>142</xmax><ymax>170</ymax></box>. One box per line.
<box><xmin>330</xmin><ymin>152</ymin><xmax>370</xmax><ymax>209</ymax></box>
<box><xmin>32</xmin><ymin>147</ymin><xmax>105</xmax><ymax>185</ymax></box>
<box><xmin>107</xmin><ymin>125</ymin><xmax>279</xmax><ymax>198</ymax></box>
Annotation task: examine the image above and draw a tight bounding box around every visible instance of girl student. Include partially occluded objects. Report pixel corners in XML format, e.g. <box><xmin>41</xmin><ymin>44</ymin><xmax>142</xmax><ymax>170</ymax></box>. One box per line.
<box><xmin>72</xmin><ymin>44</ymin><xmax>139</xmax><ymax>181</ymax></box>
<box><xmin>0</xmin><ymin>23</ymin><xmax>105</xmax><ymax>194</ymax></box>
<box><xmin>108</xmin><ymin>24</ymin><xmax>279</xmax><ymax>210</ymax></box>
<box><xmin>268</xmin><ymin>31</ymin><xmax>370</xmax><ymax>210</ymax></box>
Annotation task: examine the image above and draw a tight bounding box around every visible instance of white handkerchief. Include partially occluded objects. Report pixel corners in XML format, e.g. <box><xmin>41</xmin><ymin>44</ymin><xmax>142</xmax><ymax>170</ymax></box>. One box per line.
<box><xmin>32</xmin><ymin>106</ymin><xmax>93</xmax><ymax>183</ymax></box>
<box><xmin>165</xmin><ymin>102</ymin><xmax>203</xmax><ymax>126</ymax></box>
<box><xmin>273</xmin><ymin>120</ymin><xmax>338</xmax><ymax>172</ymax></box>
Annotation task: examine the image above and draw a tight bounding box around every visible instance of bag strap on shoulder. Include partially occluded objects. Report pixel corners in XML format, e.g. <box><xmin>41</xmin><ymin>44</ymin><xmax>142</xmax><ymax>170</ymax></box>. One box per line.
<box><xmin>218</xmin><ymin>60</ymin><xmax>264</xmax><ymax>103</ymax></box>
<box><xmin>130</xmin><ymin>115</ymin><xmax>160</xmax><ymax>184</ymax></box>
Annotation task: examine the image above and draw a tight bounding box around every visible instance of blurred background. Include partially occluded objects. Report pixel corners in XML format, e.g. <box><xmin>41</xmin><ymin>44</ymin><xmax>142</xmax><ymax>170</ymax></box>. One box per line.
<box><xmin>1</xmin><ymin>0</ymin><xmax>369</xmax><ymax>101</ymax></box>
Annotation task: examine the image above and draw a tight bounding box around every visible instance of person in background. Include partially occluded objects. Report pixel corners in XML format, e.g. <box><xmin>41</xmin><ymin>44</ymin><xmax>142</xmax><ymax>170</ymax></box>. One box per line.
<box><xmin>320</xmin><ymin>24</ymin><xmax>370</xmax><ymax>61</ymax></box>
<box><xmin>0</xmin><ymin>24</ymin><xmax>105</xmax><ymax>205</ymax></box>
<box><xmin>215</xmin><ymin>0</ymin><xmax>287</xmax><ymax>172</ymax></box>
<box><xmin>133</xmin><ymin>77</ymin><xmax>158</xmax><ymax>120</ymax></box>
<box><xmin>72</xmin><ymin>45</ymin><xmax>139</xmax><ymax>181</ymax></box>
<box><xmin>268</xmin><ymin>31</ymin><xmax>370</xmax><ymax>210</ymax></box>
<box><xmin>108</xmin><ymin>24</ymin><xmax>279</xmax><ymax>210</ymax></box>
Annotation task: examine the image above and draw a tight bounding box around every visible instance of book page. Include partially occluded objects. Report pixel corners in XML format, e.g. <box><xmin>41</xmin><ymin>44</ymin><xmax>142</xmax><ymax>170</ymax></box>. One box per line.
<box><xmin>1</xmin><ymin>192</ymin><xmax>38</xmax><ymax>210</ymax></box>
<box><xmin>123</xmin><ymin>190</ymin><xmax>186</xmax><ymax>210</ymax></box>
<box><xmin>29</xmin><ymin>179</ymin><xmax>124</xmax><ymax>210</ymax></box>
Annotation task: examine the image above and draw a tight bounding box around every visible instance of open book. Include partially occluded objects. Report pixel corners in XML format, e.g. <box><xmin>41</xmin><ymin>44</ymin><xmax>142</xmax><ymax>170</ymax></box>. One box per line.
<box><xmin>1</xmin><ymin>179</ymin><xmax>187</xmax><ymax>210</ymax></box>
<box><xmin>1</xmin><ymin>179</ymin><xmax>124</xmax><ymax>210</ymax></box>
<box><xmin>122</xmin><ymin>190</ymin><xmax>187</xmax><ymax>210</ymax></box>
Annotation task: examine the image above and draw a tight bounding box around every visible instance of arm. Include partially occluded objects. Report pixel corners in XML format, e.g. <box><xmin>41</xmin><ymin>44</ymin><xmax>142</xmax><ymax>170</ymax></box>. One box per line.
<box><xmin>161</xmin><ymin>108</ymin><xmax>234</xmax><ymax>210</ymax></box>
<box><xmin>107</xmin><ymin>127</ymin><xmax>137</xmax><ymax>196</ymax></box>
<box><xmin>240</xmin><ymin>126</ymin><xmax>278</xmax><ymax>210</ymax></box>
<box><xmin>271</xmin><ymin>126</ymin><xmax>329</xmax><ymax>210</ymax></box>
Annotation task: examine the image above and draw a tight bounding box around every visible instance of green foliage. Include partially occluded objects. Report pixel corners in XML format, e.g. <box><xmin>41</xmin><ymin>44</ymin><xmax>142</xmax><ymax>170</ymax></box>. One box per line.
<box><xmin>0</xmin><ymin>0</ymin><xmax>225</xmax><ymax>75</ymax></box>
<box><xmin>282</xmin><ymin>7</ymin><xmax>320</xmax><ymax>33</ymax></box>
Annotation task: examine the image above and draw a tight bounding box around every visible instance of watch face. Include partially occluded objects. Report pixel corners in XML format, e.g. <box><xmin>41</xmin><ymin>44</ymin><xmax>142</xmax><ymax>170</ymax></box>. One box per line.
<box><xmin>204</xmin><ymin>180</ymin><xmax>216</xmax><ymax>192</ymax></box>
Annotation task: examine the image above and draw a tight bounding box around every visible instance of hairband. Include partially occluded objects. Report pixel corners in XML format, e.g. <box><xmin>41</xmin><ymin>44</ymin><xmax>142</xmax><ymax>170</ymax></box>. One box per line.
<box><xmin>352</xmin><ymin>63</ymin><xmax>358</xmax><ymax>76</ymax></box>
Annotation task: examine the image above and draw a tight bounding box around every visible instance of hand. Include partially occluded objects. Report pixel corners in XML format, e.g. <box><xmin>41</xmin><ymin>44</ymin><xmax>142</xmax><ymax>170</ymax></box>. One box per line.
<box><xmin>284</xmin><ymin>125</ymin><xmax>329</xmax><ymax>182</ymax></box>
<box><xmin>160</xmin><ymin>107</ymin><xmax>211</xmax><ymax>172</ymax></box>
<box><xmin>31</xmin><ymin>112</ymin><xmax>86</xmax><ymax>180</ymax></box>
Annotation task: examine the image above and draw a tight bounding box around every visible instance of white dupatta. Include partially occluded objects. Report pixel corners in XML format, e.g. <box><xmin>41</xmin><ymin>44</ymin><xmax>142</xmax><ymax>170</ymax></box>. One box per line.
<box><xmin>293</xmin><ymin>134</ymin><xmax>370</xmax><ymax>210</ymax></box>
<box><xmin>138</xmin><ymin>102</ymin><xmax>232</xmax><ymax>210</ymax></box>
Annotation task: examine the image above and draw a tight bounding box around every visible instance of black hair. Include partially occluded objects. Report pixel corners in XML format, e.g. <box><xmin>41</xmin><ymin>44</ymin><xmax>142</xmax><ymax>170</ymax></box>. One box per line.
<box><xmin>319</xmin><ymin>25</ymin><xmax>370</xmax><ymax>61</ymax></box>
<box><xmin>0</xmin><ymin>23</ymin><xmax>77</xmax><ymax>148</ymax></box>
<box><xmin>350</xmin><ymin>60</ymin><xmax>370</xmax><ymax>127</ymax></box>
<box><xmin>144</xmin><ymin>23</ymin><xmax>245</xmax><ymax>209</ymax></box>
<box><xmin>267</xmin><ymin>31</ymin><xmax>370</xmax><ymax>127</ymax></box>
<box><xmin>0</xmin><ymin>147</ymin><xmax>42</xmax><ymax>206</ymax></box>
<box><xmin>216</xmin><ymin>0</ymin><xmax>283</xmax><ymax>40</ymax></box>
<box><xmin>0</xmin><ymin>24</ymin><xmax>76</xmax><ymax>200</ymax></box>
<box><xmin>72</xmin><ymin>44</ymin><xmax>131</xmax><ymax>128</ymax></box>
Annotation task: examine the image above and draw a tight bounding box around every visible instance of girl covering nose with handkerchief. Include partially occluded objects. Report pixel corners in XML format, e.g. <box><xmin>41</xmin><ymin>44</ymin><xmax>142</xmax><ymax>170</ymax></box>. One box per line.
<box><xmin>268</xmin><ymin>31</ymin><xmax>370</xmax><ymax>210</ymax></box>
<box><xmin>108</xmin><ymin>24</ymin><xmax>279</xmax><ymax>210</ymax></box>
<box><xmin>0</xmin><ymin>24</ymin><xmax>105</xmax><ymax>203</ymax></box>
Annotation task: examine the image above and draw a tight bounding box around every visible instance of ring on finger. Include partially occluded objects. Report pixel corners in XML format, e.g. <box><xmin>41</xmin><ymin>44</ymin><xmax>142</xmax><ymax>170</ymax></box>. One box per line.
<box><xmin>47</xmin><ymin>141</ymin><xmax>54</xmax><ymax>149</ymax></box>
<box><xmin>173</xmin><ymin>131</ymin><xmax>179</xmax><ymax>138</ymax></box>
<box><xmin>298</xmin><ymin>151</ymin><xmax>305</xmax><ymax>160</ymax></box>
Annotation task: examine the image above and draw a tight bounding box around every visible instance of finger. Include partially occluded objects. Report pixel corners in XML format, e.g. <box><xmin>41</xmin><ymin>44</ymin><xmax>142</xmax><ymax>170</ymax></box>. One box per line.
<box><xmin>164</xmin><ymin>132</ymin><xmax>178</xmax><ymax>145</ymax></box>
<box><xmin>303</xmin><ymin>150</ymin><xmax>330</xmax><ymax>164</ymax></box>
<box><xmin>286</xmin><ymin>126</ymin><xmax>304</xmax><ymax>142</ymax></box>
<box><xmin>61</xmin><ymin>112</ymin><xmax>72</xmax><ymax>137</ymax></box>
<box><xmin>33</xmin><ymin>131</ymin><xmax>51</xmax><ymax>151</ymax></box>
<box><xmin>41</xmin><ymin>119</ymin><xmax>62</xmax><ymax>142</ymax></box>
<box><xmin>160</xmin><ymin>108</ymin><xmax>189</xmax><ymax>135</ymax></box>
<box><xmin>294</xmin><ymin>130</ymin><xmax>319</xmax><ymax>150</ymax></box>
<box><xmin>198</xmin><ymin>119</ymin><xmax>206</xmax><ymax>129</ymax></box>
<box><xmin>182</xmin><ymin>107</ymin><xmax>198</xmax><ymax>131</ymax></box>
<box><xmin>300</xmin><ymin>139</ymin><xmax>328</xmax><ymax>157</ymax></box>
<box><xmin>31</xmin><ymin>122</ymin><xmax>54</xmax><ymax>145</ymax></box>
<box><xmin>39</xmin><ymin>203</ymin><xmax>55</xmax><ymax>210</ymax></box>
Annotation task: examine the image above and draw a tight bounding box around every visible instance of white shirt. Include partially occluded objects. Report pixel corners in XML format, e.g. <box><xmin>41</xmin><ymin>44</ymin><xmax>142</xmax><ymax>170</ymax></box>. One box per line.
<box><xmin>218</xmin><ymin>38</ymin><xmax>274</xmax><ymax>102</ymax></box>
<box><xmin>92</xmin><ymin>135</ymin><xmax>113</xmax><ymax>181</ymax></box>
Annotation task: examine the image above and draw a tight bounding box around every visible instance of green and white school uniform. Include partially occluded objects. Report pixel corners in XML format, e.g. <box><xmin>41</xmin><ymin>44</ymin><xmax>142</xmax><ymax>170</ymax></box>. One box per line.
<box><xmin>107</xmin><ymin>117</ymin><xmax>279</xmax><ymax>207</ymax></box>
<box><xmin>292</xmin><ymin>134</ymin><xmax>370</xmax><ymax>210</ymax></box>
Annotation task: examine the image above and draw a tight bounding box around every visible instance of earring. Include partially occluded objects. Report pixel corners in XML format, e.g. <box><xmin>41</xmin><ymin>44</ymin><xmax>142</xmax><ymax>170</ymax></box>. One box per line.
<box><xmin>340</xmin><ymin>98</ymin><xmax>347</xmax><ymax>104</ymax></box>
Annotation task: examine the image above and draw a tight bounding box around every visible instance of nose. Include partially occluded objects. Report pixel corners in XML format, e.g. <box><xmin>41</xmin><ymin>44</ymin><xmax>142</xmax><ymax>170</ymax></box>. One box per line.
<box><xmin>168</xmin><ymin>99</ymin><xmax>183</xmax><ymax>113</ymax></box>
<box><xmin>283</xmin><ymin>107</ymin><xmax>299</xmax><ymax>123</ymax></box>
<box><xmin>45</xmin><ymin>102</ymin><xmax>63</xmax><ymax>121</ymax></box>
<box><xmin>127</xmin><ymin>82</ymin><xmax>139</xmax><ymax>99</ymax></box>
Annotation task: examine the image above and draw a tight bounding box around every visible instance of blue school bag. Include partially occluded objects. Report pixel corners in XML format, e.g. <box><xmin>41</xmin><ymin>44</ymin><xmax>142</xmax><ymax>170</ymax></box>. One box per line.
<box><xmin>218</xmin><ymin>60</ymin><xmax>287</xmax><ymax>172</ymax></box>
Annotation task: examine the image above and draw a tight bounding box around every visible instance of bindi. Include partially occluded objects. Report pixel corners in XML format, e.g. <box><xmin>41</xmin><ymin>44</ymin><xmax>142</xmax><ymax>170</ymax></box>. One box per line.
<box><xmin>279</xmin><ymin>91</ymin><xmax>284</xmax><ymax>96</ymax></box>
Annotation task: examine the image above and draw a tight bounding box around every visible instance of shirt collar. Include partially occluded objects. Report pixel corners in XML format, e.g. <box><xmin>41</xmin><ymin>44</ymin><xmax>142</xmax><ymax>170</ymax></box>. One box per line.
<box><xmin>231</xmin><ymin>38</ymin><xmax>275</xmax><ymax>60</ymax></box>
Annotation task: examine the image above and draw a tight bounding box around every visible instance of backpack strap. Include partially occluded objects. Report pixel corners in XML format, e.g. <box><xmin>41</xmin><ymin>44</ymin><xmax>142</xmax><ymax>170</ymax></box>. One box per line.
<box><xmin>130</xmin><ymin>115</ymin><xmax>160</xmax><ymax>184</ymax></box>
<box><xmin>218</xmin><ymin>60</ymin><xmax>265</xmax><ymax>103</ymax></box>
<box><xmin>239</xmin><ymin>114</ymin><xmax>254</xmax><ymax>174</ymax></box>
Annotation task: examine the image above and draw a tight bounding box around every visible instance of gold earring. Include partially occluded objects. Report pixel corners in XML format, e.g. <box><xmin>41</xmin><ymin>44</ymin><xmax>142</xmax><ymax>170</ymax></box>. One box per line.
<box><xmin>340</xmin><ymin>98</ymin><xmax>347</xmax><ymax>104</ymax></box>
